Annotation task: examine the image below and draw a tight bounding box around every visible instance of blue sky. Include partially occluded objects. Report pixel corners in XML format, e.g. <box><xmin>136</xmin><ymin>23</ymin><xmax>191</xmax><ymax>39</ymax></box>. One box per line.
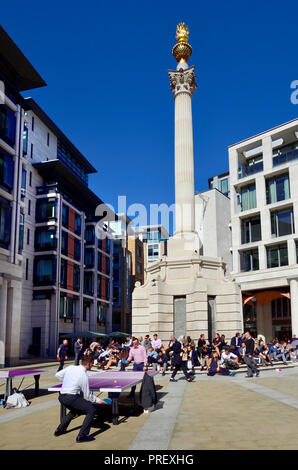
<box><xmin>2</xmin><ymin>0</ymin><xmax>298</xmax><ymax>234</ymax></box>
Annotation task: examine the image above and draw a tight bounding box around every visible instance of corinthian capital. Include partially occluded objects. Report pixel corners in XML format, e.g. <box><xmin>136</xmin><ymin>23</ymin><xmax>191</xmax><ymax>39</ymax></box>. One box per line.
<box><xmin>168</xmin><ymin>66</ymin><xmax>197</xmax><ymax>97</ymax></box>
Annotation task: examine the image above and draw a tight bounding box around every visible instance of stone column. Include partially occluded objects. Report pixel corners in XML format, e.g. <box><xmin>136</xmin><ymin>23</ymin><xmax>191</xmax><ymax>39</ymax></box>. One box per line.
<box><xmin>0</xmin><ymin>277</ymin><xmax>8</xmax><ymax>367</ymax></box>
<box><xmin>290</xmin><ymin>279</ymin><xmax>298</xmax><ymax>336</ymax></box>
<box><xmin>169</xmin><ymin>66</ymin><xmax>197</xmax><ymax>238</ymax></box>
<box><xmin>5</xmin><ymin>280</ymin><xmax>22</xmax><ymax>366</ymax></box>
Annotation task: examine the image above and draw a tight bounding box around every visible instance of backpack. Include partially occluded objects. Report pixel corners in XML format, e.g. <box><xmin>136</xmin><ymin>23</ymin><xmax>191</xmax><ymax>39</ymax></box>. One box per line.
<box><xmin>5</xmin><ymin>389</ymin><xmax>30</xmax><ymax>409</ymax></box>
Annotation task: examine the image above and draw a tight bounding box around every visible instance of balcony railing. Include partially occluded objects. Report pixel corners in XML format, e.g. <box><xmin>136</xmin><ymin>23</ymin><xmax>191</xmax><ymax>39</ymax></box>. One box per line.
<box><xmin>273</xmin><ymin>147</ymin><xmax>298</xmax><ymax>167</ymax></box>
<box><xmin>238</xmin><ymin>161</ymin><xmax>263</xmax><ymax>179</ymax></box>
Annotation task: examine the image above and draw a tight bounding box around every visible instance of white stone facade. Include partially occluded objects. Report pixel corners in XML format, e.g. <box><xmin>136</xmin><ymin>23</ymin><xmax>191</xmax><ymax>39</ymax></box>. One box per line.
<box><xmin>229</xmin><ymin>119</ymin><xmax>298</xmax><ymax>341</ymax></box>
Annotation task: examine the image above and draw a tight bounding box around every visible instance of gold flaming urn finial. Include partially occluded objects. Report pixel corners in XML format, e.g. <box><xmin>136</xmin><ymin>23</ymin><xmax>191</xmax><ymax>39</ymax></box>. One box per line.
<box><xmin>172</xmin><ymin>22</ymin><xmax>192</xmax><ymax>65</ymax></box>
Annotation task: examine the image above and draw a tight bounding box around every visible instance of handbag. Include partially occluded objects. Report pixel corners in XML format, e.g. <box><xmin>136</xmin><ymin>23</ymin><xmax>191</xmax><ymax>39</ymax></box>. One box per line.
<box><xmin>5</xmin><ymin>389</ymin><xmax>30</xmax><ymax>409</ymax></box>
<box><xmin>182</xmin><ymin>352</ymin><xmax>188</xmax><ymax>361</ymax></box>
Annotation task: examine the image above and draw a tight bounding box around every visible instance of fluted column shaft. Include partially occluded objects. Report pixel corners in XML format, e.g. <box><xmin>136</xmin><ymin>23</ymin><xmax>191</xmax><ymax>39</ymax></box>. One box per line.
<box><xmin>169</xmin><ymin>66</ymin><xmax>197</xmax><ymax>238</ymax></box>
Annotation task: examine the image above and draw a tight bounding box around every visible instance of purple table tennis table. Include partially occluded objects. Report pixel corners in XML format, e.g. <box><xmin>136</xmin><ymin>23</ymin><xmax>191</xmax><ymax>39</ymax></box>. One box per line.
<box><xmin>0</xmin><ymin>369</ymin><xmax>46</xmax><ymax>401</ymax></box>
<box><xmin>49</xmin><ymin>370</ymin><xmax>159</xmax><ymax>425</ymax></box>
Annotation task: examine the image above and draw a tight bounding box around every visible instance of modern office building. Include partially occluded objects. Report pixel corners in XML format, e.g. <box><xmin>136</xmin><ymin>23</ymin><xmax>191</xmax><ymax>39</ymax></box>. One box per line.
<box><xmin>229</xmin><ymin>118</ymin><xmax>298</xmax><ymax>341</ymax></box>
<box><xmin>0</xmin><ymin>26</ymin><xmax>46</xmax><ymax>367</ymax></box>
<box><xmin>135</xmin><ymin>225</ymin><xmax>169</xmax><ymax>280</ymax></box>
<box><xmin>208</xmin><ymin>171</ymin><xmax>230</xmax><ymax>198</ymax></box>
<box><xmin>110</xmin><ymin>215</ymin><xmax>144</xmax><ymax>333</ymax></box>
<box><xmin>195</xmin><ymin>188</ymin><xmax>232</xmax><ymax>274</ymax></box>
<box><xmin>0</xmin><ymin>27</ymin><xmax>113</xmax><ymax>366</ymax></box>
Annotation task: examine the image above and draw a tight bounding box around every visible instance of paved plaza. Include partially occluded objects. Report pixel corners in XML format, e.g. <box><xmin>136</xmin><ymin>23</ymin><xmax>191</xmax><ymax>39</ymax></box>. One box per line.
<box><xmin>0</xmin><ymin>362</ymin><xmax>298</xmax><ymax>450</ymax></box>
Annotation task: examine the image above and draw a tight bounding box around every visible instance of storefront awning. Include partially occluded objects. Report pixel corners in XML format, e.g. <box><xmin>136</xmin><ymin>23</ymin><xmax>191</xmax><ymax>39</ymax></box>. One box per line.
<box><xmin>243</xmin><ymin>291</ymin><xmax>290</xmax><ymax>307</ymax></box>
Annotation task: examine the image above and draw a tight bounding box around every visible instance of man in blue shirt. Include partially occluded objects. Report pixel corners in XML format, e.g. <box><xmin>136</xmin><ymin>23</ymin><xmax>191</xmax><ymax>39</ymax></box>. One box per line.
<box><xmin>57</xmin><ymin>339</ymin><xmax>68</xmax><ymax>372</ymax></box>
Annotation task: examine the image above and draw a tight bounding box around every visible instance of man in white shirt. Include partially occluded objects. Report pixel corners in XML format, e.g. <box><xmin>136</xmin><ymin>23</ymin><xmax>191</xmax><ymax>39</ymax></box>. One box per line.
<box><xmin>221</xmin><ymin>347</ymin><xmax>240</xmax><ymax>369</ymax></box>
<box><xmin>151</xmin><ymin>334</ymin><xmax>162</xmax><ymax>351</ymax></box>
<box><xmin>54</xmin><ymin>355</ymin><xmax>107</xmax><ymax>443</ymax></box>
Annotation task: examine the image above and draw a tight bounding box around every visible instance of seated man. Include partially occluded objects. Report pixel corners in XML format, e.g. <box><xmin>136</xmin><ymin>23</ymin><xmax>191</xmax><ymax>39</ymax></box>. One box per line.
<box><xmin>230</xmin><ymin>333</ymin><xmax>242</xmax><ymax>354</ymax></box>
<box><xmin>220</xmin><ymin>347</ymin><xmax>240</xmax><ymax>369</ymax></box>
<box><xmin>97</xmin><ymin>346</ymin><xmax>112</xmax><ymax>369</ymax></box>
<box><xmin>147</xmin><ymin>347</ymin><xmax>158</xmax><ymax>368</ymax></box>
<box><xmin>239</xmin><ymin>342</ymin><xmax>246</xmax><ymax>363</ymax></box>
<box><xmin>54</xmin><ymin>355</ymin><xmax>107</xmax><ymax>443</ymax></box>
<box><xmin>269</xmin><ymin>341</ymin><xmax>287</xmax><ymax>364</ymax></box>
<box><xmin>197</xmin><ymin>334</ymin><xmax>207</xmax><ymax>358</ymax></box>
<box><xmin>156</xmin><ymin>349</ymin><xmax>168</xmax><ymax>376</ymax></box>
<box><xmin>200</xmin><ymin>344</ymin><xmax>210</xmax><ymax>371</ymax></box>
<box><xmin>188</xmin><ymin>344</ymin><xmax>200</xmax><ymax>371</ymax></box>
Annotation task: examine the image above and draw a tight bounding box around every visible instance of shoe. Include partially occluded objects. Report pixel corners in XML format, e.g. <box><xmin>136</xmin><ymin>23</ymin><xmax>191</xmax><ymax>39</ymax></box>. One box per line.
<box><xmin>76</xmin><ymin>435</ymin><xmax>95</xmax><ymax>443</ymax></box>
<box><xmin>187</xmin><ymin>376</ymin><xmax>195</xmax><ymax>382</ymax></box>
<box><xmin>54</xmin><ymin>426</ymin><xmax>66</xmax><ymax>437</ymax></box>
<box><xmin>229</xmin><ymin>371</ymin><xmax>236</xmax><ymax>376</ymax></box>
<box><xmin>255</xmin><ymin>371</ymin><xmax>260</xmax><ymax>377</ymax></box>
<box><xmin>245</xmin><ymin>375</ymin><xmax>253</xmax><ymax>378</ymax></box>
<box><xmin>170</xmin><ymin>378</ymin><xmax>177</xmax><ymax>382</ymax></box>
<box><xmin>162</xmin><ymin>372</ymin><xmax>165</xmax><ymax>376</ymax></box>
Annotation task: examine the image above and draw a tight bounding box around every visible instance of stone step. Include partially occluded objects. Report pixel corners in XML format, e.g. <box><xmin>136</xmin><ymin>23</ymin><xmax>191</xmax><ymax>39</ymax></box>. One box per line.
<box><xmin>117</xmin><ymin>360</ymin><xmax>298</xmax><ymax>375</ymax></box>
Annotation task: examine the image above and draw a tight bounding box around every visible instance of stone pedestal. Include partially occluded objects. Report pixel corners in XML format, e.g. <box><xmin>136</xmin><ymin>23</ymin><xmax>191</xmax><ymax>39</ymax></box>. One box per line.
<box><xmin>132</xmin><ymin>251</ymin><xmax>242</xmax><ymax>344</ymax></box>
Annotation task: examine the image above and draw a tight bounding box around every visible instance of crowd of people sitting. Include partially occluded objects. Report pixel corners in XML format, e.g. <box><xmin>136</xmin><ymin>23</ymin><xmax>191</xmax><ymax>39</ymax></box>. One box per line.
<box><xmin>76</xmin><ymin>332</ymin><xmax>298</xmax><ymax>378</ymax></box>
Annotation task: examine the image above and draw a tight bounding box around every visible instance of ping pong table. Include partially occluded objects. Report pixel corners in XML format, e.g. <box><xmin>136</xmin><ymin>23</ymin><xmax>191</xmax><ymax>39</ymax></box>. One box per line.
<box><xmin>0</xmin><ymin>369</ymin><xmax>46</xmax><ymax>401</ymax></box>
<box><xmin>48</xmin><ymin>370</ymin><xmax>159</xmax><ymax>425</ymax></box>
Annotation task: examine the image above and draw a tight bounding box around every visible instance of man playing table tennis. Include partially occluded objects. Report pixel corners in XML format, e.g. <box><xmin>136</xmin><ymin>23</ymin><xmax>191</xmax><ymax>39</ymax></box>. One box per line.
<box><xmin>126</xmin><ymin>338</ymin><xmax>148</xmax><ymax>371</ymax></box>
<box><xmin>54</xmin><ymin>355</ymin><xmax>107</xmax><ymax>443</ymax></box>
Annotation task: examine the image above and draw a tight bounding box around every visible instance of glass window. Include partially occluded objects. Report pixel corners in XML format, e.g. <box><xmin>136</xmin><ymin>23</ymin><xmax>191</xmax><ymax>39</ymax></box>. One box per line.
<box><xmin>61</xmin><ymin>230</ymin><xmax>68</xmax><ymax>255</ymax></box>
<box><xmin>267</xmin><ymin>244</ymin><xmax>288</xmax><ymax>268</ymax></box>
<box><xmin>60</xmin><ymin>259</ymin><xmax>67</xmax><ymax>288</ymax></box>
<box><xmin>84</xmin><ymin>272</ymin><xmax>93</xmax><ymax>296</ymax></box>
<box><xmin>0</xmin><ymin>197</ymin><xmax>11</xmax><ymax>248</ymax></box>
<box><xmin>35</xmin><ymin>227</ymin><xmax>56</xmax><ymax>251</ymax></box>
<box><xmin>62</xmin><ymin>204</ymin><xmax>68</xmax><ymax>228</ymax></box>
<box><xmin>83</xmin><ymin>301</ymin><xmax>90</xmax><ymax>322</ymax></box>
<box><xmin>271</xmin><ymin>208</ymin><xmax>294</xmax><ymax>238</ymax></box>
<box><xmin>23</xmin><ymin>126</ymin><xmax>28</xmax><ymax>155</ymax></box>
<box><xmin>240</xmin><ymin>249</ymin><xmax>259</xmax><ymax>272</ymax></box>
<box><xmin>74</xmin><ymin>213</ymin><xmax>81</xmax><ymax>235</ymax></box>
<box><xmin>36</xmin><ymin>198</ymin><xmax>57</xmax><ymax>221</ymax></box>
<box><xmin>266</xmin><ymin>174</ymin><xmax>290</xmax><ymax>204</ymax></box>
<box><xmin>106</xmin><ymin>280</ymin><xmax>110</xmax><ymax>300</ymax></box>
<box><xmin>241</xmin><ymin>216</ymin><xmax>261</xmax><ymax>244</ymax></box>
<box><xmin>97</xmin><ymin>275</ymin><xmax>101</xmax><ymax>297</ymax></box>
<box><xmin>137</xmin><ymin>244</ymin><xmax>142</xmax><ymax>258</ymax></box>
<box><xmin>85</xmin><ymin>225</ymin><xmax>95</xmax><ymax>244</ymax></box>
<box><xmin>34</xmin><ymin>257</ymin><xmax>55</xmax><ymax>285</ymax></box>
<box><xmin>241</xmin><ymin>184</ymin><xmax>256</xmax><ymax>211</ymax></box>
<box><xmin>73</xmin><ymin>265</ymin><xmax>80</xmax><ymax>292</ymax></box>
<box><xmin>148</xmin><ymin>243</ymin><xmax>159</xmax><ymax>260</ymax></box>
<box><xmin>85</xmin><ymin>248</ymin><xmax>94</xmax><ymax>267</ymax></box>
<box><xmin>0</xmin><ymin>149</ymin><xmax>14</xmax><ymax>191</ymax></box>
<box><xmin>220</xmin><ymin>178</ymin><xmax>229</xmax><ymax>195</ymax></box>
<box><xmin>273</xmin><ymin>142</ymin><xmax>298</xmax><ymax>167</ymax></box>
<box><xmin>74</xmin><ymin>239</ymin><xmax>81</xmax><ymax>261</ymax></box>
<box><xmin>97</xmin><ymin>303</ymin><xmax>107</xmax><ymax>323</ymax></box>
<box><xmin>239</xmin><ymin>155</ymin><xmax>263</xmax><ymax>179</ymax></box>
<box><xmin>0</xmin><ymin>104</ymin><xmax>16</xmax><ymax>146</ymax></box>
<box><xmin>18</xmin><ymin>212</ymin><xmax>24</xmax><ymax>252</ymax></box>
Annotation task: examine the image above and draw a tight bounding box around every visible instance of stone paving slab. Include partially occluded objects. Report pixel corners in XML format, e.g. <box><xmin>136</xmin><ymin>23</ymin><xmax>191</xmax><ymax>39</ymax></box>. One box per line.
<box><xmin>1</xmin><ymin>362</ymin><xmax>298</xmax><ymax>450</ymax></box>
<box><xmin>169</xmin><ymin>372</ymin><xmax>298</xmax><ymax>450</ymax></box>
